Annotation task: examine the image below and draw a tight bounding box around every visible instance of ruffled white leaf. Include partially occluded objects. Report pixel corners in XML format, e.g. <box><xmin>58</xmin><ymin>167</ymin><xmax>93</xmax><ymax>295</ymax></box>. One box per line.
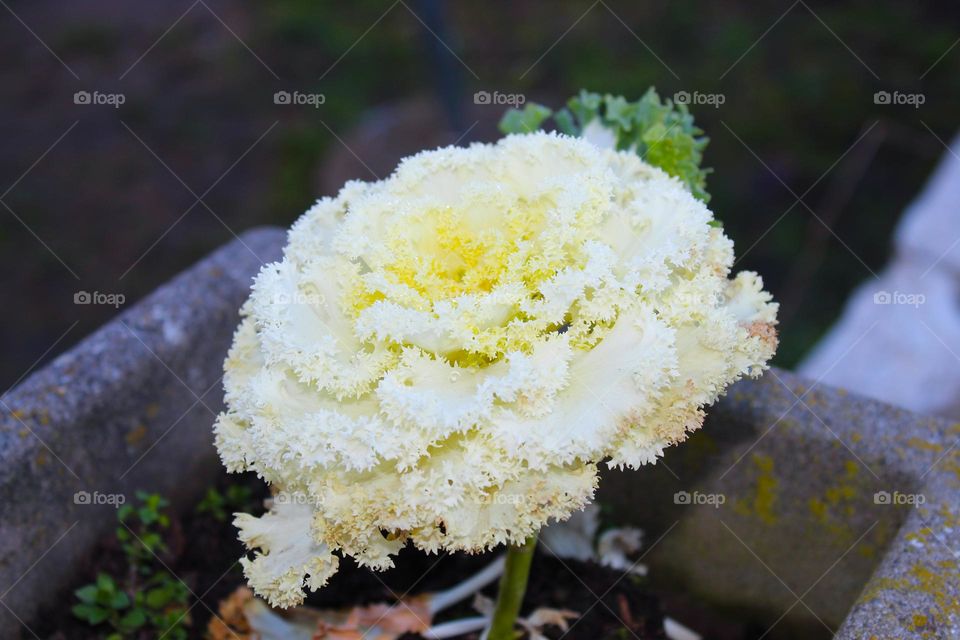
<box><xmin>235</xmin><ymin>496</ymin><xmax>339</xmax><ymax>608</ymax></box>
<box><xmin>488</xmin><ymin>305</ymin><xmax>677</xmax><ymax>469</ymax></box>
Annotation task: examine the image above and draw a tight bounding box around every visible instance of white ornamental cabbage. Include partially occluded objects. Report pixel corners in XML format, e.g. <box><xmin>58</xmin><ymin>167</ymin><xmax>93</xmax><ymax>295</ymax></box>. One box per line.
<box><xmin>214</xmin><ymin>131</ymin><xmax>778</xmax><ymax>608</ymax></box>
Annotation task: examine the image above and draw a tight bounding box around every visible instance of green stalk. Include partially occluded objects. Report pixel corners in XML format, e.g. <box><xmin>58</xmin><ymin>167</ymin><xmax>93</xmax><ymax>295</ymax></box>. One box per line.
<box><xmin>486</xmin><ymin>536</ymin><xmax>537</xmax><ymax>640</ymax></box>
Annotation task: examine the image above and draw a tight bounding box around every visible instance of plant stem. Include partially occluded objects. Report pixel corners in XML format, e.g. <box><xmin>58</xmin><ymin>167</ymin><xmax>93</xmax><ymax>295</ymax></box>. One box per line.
<box><xmin>486</xmin><ymin>536</ymin><xmax>537</xmax><ymax>640</ymax></box>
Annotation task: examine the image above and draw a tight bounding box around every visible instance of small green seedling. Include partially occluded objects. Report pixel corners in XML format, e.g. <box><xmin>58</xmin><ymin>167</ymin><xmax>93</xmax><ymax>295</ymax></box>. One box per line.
<box><xmin>196</xmin><ymin>485</ymin><xmax>254</xmax><ymax>522</ymax></box>
<box><xmin>72</xmin><ymin>492</ymin><xmax>191</xmax><ymax>639</ymax></box>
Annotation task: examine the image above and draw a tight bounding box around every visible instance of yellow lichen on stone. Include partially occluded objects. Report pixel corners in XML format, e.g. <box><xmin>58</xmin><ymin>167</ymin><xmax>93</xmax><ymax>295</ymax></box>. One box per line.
<box><xmin>939</xmin><ymin>451</ymin><xmax>960</xmax><ymax>486</ymax></box>
<box><xmin>126</xmin><ymin>424</ymin><xmax>148</xmax><ymax>446</ymax></box>
<box><xmin>907</xmin><ymin>437</ymin><xmax>944</xmax><ymax>453</ymax></box>
<box><xmin>805</xmin><ymin>458</ymin><xmax>863</xmax><ymax>545</ymax></box>
<box><xmin>734</xmin><ymin>453</ymin><xmax>779</xmax><ymax>524</ymax></box>
<box><xmin>862</xmin><ymin>561</ymin><xmax>960</xmax><ymax>636</ymax></box>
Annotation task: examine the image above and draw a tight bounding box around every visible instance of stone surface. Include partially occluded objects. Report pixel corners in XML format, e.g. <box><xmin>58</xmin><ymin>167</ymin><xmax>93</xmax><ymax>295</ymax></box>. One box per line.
<box><xmin>800</xmin><ymin>133</ymin><xmax>960</xmax><ymax>419</ymax></box>
<box><xmin>0</xmin><ymin>227</ymin><xmax>285</xmax><ymax>636</ymax></box>
<box><xmin>602</xmin><ymin>367</ymin><xmax>960</xmax><ymax>638</ymax></box>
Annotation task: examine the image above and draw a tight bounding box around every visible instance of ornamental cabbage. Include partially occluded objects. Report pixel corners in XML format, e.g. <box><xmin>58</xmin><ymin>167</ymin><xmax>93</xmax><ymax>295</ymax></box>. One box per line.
<box><xmin>214</xmin><ymin>131</ymin><xmax>777</xmax><ymax>608</ymax></box>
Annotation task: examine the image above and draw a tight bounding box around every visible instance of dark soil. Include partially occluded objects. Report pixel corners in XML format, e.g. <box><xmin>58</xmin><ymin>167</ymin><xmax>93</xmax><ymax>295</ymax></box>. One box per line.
<box><xmin>37</xmin><ymin>471</ymin><xmax>745</xmax><ymax>640</ymax></box>
<box><xmin>34</xmin><ymin>471</ymin><xmax>269</xmax><ymax>640</ymax></box>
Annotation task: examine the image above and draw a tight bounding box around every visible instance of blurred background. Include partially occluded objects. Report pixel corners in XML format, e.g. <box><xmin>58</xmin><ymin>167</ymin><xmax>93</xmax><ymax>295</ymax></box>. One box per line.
<box><xmin>2</xmin><ymin>0</ymin><xmax>958</xmax><ymax>390</ymax></box>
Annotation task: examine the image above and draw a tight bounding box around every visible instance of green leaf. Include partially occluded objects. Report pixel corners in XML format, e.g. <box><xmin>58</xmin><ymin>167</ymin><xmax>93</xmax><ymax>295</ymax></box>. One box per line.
<box><xmin>634</xmin><ymin>87</ymin><xmax>672</xmax><ymax>133</ymax></box>
<box><xmin>109</xmin><ymin>590</ymin><xmax>130</xmax><ymax>610</ymax></box>
<box><xmin>641</xmin><ymin>120</ymin><xmax>709</xmax><ymax>202</ymax></box>
<box><xmin>169</xmin><ymin>627</ymin><xmax>189</xmax><ymax>640</ymax></box>
<box><xmin>151</xmin><ymin>607</ymin><xmax>190</xmax><ymax>640</ymax></box>
<box><xmin>153</xmin><ymin>573</ymin><xmax>190</xmax><ymax>604</ymax></box>
<box><xmin>511</xmin><ymin>88</ymin><xmax>713</xmax><ymax>203</ymax></box>
<box><xmin>567</xmin><ymin>90</ymin><xmax>603</xmax><ymax>127</ymax></box>
<box><xmin>74</xmin><ymin>584</ymin><xmax>99</xmax><ymax>604</ymax></box>
<box><xmin>196</xmin><ymin>488</ymin><xmax>223</xmax><ymax>515</ymax></box>
<box><xmin>602</xmin><ymin>94</ymin><xmax>638</xmax><ymax>132</ymax></box>
<box><xmin>227</xmin><ymin>485</ymin><xmax>251</xmax><ymax>499</ymax></box>
<box><xmin>95</xmin><ymin>573</ymin><xmax>115</xmax><ymax>593</ymax></box>
<box><xmin>498</xmin><ymin>103</ymin><xmax>552</xmax><ymax>134</ymax></box>
<box><xmin>553</xmin><ymin>108</ymin><xmax>579</xmax><ymax>136</ymax></box>
<box><xmin>142</xmin><ymin>531</ymin><xmax>163</xmax><ymax>552</ymax></box>
<box><xmin>145</xmin><ymin>586</ymin><xmax>172</xmax><ymax>609</ymax></box>
<box><xmin>118</xmin><ymin>608</ymin><xmax>147</xmax><ymax>631</ymax></box>
<box><xmin>72</xmin><ymin>603</ymin><xmax>109</xmax><ymax>625</ymax></box>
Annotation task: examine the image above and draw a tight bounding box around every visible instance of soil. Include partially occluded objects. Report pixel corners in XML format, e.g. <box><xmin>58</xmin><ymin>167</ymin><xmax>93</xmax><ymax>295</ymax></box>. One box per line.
<box><xmin>35</xmin><ymin>471</ymin><xmax>747</xmax><ymax>640</ymax></box>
